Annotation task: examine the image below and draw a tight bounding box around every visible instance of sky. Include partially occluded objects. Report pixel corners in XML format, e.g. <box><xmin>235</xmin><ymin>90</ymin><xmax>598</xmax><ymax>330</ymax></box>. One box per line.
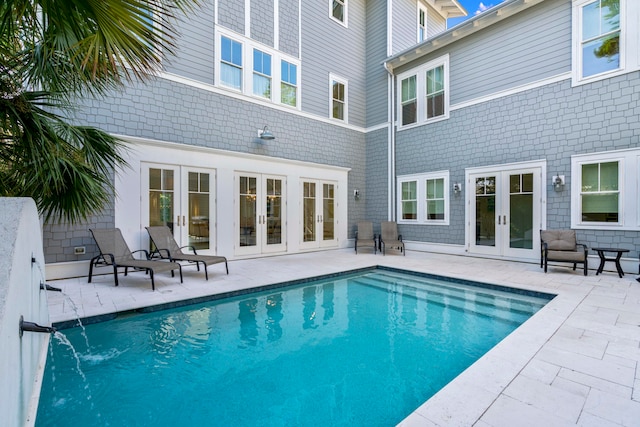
<box><xmin>447</xmin><ymin>0</ymin><xmax>506</xmax><ymax>28</ymax></box>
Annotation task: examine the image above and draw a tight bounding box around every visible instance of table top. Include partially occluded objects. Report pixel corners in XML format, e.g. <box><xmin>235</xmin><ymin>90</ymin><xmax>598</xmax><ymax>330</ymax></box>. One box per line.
<box><xmin>592</xmin><ymin>247</ymin><xmax>630</xmax><ymax>253</ymax></box>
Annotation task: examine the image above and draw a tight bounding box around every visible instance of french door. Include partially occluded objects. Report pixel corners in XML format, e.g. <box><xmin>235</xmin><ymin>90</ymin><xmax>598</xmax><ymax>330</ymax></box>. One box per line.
<box><xmin>468</xmin><ymin>166</ymin><xmax>542</xmax><ymax>259</ymax></box>
<box><xmin>300</xmin><ymin>180</ymin><xmax>338</xmax><ymax>249</ymax></box>
<box><xmin>236</xmin><ymin>173</ymin><xmax>286</xmax><ymax>255</ymax></box>
<box><xmin>142</xmin><ymin>164</ymin><xmax>216</xmax><ymax>253</ymax></box>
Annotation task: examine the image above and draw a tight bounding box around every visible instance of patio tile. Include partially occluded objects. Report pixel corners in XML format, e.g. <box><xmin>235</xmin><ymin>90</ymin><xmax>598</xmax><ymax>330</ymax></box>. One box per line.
<box><xmin>582</xmin><ymin>388</ymin><xmax>640</xmax><ymax>426</ymax></box>
<box><xmin>480</xmin><ymin>395</ymin><xmax>576</xmax><ymax>427</ymax></box>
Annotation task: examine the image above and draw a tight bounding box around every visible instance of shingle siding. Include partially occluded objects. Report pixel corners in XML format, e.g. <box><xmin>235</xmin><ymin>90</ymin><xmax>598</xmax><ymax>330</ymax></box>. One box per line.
<box><xmin>365</xmin><ymin>0</ymin><xmax>389</xmax><ymax>127</ymax></box>
<box><xmin>250</xmin><ymin>0</ymin><xmax>274</xmax><ymax>46</ymax></box>
<box><xmin>218</xmin><ymin>0</ymin><xmax>245</xmax><ymax>34</ymax></box>
<box><xmin>279</xmin><ymin>0</ymin><xmax>300</xmax><ymax>57</ymax></box>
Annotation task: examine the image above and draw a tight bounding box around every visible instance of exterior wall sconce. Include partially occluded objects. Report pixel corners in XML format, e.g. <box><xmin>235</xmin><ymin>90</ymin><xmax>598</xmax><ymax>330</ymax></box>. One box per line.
<box><xmin>354</xmin><ymin>189</ymin><xmax>360</xmax><ymax>200</ymax></box>
<box><xmin>258</xmin><ymin>126</ymin><xmax>275</xmax><ymax>140</ymax></box>
<box><xmin>552</xmin><ymin>175</ymin><xmax>565</xmax><ymax>191</ymax></box>
<box><xmin>453</xmin><ymin>183</ymin><xmax>462</xmax><ymax>194</ymax></box>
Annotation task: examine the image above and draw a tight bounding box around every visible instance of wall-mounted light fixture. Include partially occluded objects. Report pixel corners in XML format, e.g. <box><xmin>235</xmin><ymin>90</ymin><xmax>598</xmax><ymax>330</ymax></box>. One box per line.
<box><xmin>354</xmin><ymin>189</ymin><xmax>360</xmax><ymax>200</ymax></box>
<box><xmin>552</xmin><ymin>174</ymin><xmax>565</xmax><ymax>191</ymax></box>
<box><xmin>258</xmin><ymin>125</ymin><xmax>275</xmax><ymax>140</ymax></box>
<box><xmin>453</xmin><ymin>183</ymin><xmax>462</xmax><ymax>194</ymax></box>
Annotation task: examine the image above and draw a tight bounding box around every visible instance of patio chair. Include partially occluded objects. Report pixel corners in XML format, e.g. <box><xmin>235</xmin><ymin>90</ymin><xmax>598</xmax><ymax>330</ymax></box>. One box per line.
<box><xmin>380</xmin><ymin>221</ymin><xmax>405</xmax><ymax>256</ymax></box>
<box><xmin>355</xmin><ymin>221</ymin><xmax>377</xmax><ymax>254</ymax></box>
<box><xmin>540</xmin><ymin>229</ymin><xmax>588</xmax><ymax>276</ymax></box>
<box><xmin>88</xmin><ymin>228</ymin><xmax>182</xmax><ymax>291</ymax></box>
<box><xmin>146</xmin><ymin>226</ymin><xmax>228</xmax><ymax>280</ymax></box>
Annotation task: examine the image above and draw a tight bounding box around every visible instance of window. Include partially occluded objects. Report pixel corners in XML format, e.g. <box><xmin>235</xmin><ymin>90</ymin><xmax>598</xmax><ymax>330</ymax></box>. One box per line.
<box><xmin>253</xmin><ymin>49</ymin><xmax>272</xmax><ymax>99</ymax></box>
<box><xmin>580</xmin><ymin>161</ymin><xmax>619</xmax><ymax>222</ymax></box>
<box><xmin>418</xmin><ymin>5</ymin><xmax>427</xmax><ymax>42</ymax></box>
<box><xmin>330</xmin><ymin>75</ymin><xmax>347</xmax><ymax>121</ymax></box>
<box><xmin>281</xmin><ymin>60</ymin><xmax>298</xmax><ymax>107</ymax></box>
<box><xmin>397</xmin><ymin>55</ymin><xmax>449</xmax><ymax>129</ymax></box>
<box><xmin>571</xmin><ymin>148</ymin><xmax>640</xmax><ymax>230</ymax></box>
<box><xmin>426</xmin><ymin>65</ymin><xmax>444</xmax><ymax>119</ymax></box>
<box><xmin>216</xmin><ymin>30</ymin><xmax>300</xmax><ymax>108</ymax></box>
<box><xmin>331</xmin><ymin>0</ymin><xmax>347</xmax><ymax>25</ymax></box>
<box><xmin>401</xmin><ymin>76</ymin><xmax>417</xmax><ymax>125</ymax></box>
<box><xmin>398</xmin><ymin>172</ymin><xmax>449</xmax><ymax>224</ymax></box>
<box><xmin>573</xmin><ymin>0</ymin><xmax>640</xmax><ymax>84</ymax></box>
<box><xmin>220</xmin><ymin>36</ymin><xmax>243</xmax><ymax>90</ymax></box>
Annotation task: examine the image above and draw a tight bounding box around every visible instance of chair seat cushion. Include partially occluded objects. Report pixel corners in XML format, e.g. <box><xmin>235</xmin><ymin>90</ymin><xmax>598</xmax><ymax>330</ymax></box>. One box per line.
<box><xmin>546</xmin><ymin>250</ymin><xmax>585</xmax><ymax>262</ymax></box>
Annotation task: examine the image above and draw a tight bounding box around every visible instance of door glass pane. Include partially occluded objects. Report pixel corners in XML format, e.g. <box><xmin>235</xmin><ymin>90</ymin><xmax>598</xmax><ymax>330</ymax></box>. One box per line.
<box><xmin>323</xmin><ymin>183</ymin><xmax>335</xmax><ymax>241</ymax></box>
<box><xmin>239</xmin><ymin>176</ymin><xmax>257</xmax><ymax>247</ymax></box>
<box><xmin>303</xmin><ymin>182</ymin><xmax>316</xmax><ymax>242</ymax></box>
<box><xmin>149</xmin><ymin>168</ymin><xmax>174</xmax><ymax>233</ymax></box>
<box><xmin>475</xmin><ymin>177</ymin><xmax>495</xmax><ymax>247</ymax></box>
<box><xmin>188</xmin><ymin>172</ymin><xmax>210</xmax><ymax>251</ymax></box>
<box><xmin>266</xmin><ymin>178</ymin><xmax>282</xmax><ymax>245</ymax></box>
<box><xmin>509</xmin><ymin>173</ymin><xmax>533</xmax><ymax>250</ymax></box>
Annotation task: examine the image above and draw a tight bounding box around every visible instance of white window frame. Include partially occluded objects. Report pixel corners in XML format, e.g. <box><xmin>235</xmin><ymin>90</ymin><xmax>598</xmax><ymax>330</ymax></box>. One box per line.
<box><xmin>396</xmin><ymin>54</ymin><xmax>450</xmax><ymax>130</ymax></box>
<box><xmin>397</xmin><ymin>171</ymin><xmax>450</xmax><ymax>225</ymax></box>
<box><xmin>417</xmin><ymin>3</ymin><xmax>428</xmax><ymax>42</ymax></box>
<box><xmin>572</xmin><ymin>0</ymin><xmax>640</xmax><ymax>86</ymax></box>
<box><xmin>252</xmin><ymin>48</ymin><xmax>272</xmax><ymax>100</ymax></box>
<box><xmin>330</xmin><ymin>0</ymin><xmax>348</xmax><ymax>27</ymax></box>
<box><xmin>215</xmin><ymin>28</ymin><xmax>301</xmax><ymax>109</ymax></box>
<box><xmin>329</xmin><ymin>74</ymin><xmax>348</xmax><ymax>122</ymax></box>
<box><xmin>571</xmin><ymin>148</ymin><xmax>640</xmax><ymax>230</ymax></box>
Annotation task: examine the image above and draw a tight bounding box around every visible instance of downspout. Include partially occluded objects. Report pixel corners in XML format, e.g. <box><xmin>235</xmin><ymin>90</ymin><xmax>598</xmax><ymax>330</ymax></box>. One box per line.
<box><xmin>385</xmin><ymin>0</ymin><xmax>395</xmax><ymax>222</ymax></box>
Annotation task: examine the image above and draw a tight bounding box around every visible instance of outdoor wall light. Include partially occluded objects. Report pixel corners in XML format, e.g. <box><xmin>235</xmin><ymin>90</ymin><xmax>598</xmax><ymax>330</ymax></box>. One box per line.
<box><xmin>258</xmin><ymin>126</ymin><xmax>275</xmax><ymax>140</ymax></box>
<box><xmin>453</xmin><ymin>183</ymin><xmax>462</xmax><ymax>194</ymax></box>
<box><xmin>552</xmin><ymin>175</ymin><xmax>565</xmax><ymax>191</ymax></box>
<box><xmin>354</xmin><ymin>189</ymin><xmax>360</xmax><ymax>200</ymax></box>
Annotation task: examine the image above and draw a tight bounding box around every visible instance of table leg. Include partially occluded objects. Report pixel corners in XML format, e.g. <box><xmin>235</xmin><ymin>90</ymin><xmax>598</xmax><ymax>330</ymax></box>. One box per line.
<box><xmin>615</xmin><ymin>251</ymin><xmax>624</xmax><ymax>278</ymax></box>
<box><xmin>596</xmin><ymin>251</ymin><xmax>606</xmax><ymax>275</ymax></box>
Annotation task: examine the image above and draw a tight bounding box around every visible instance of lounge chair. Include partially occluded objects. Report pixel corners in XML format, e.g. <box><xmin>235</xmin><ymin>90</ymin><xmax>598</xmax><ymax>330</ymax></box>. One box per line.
<box><xmin>380</xmin><ymin>221</ymin><xmax>405</xmax><ymax>256</ymax></box>
<box><xmin>355</xmin><ymin>221</ymin><xmax>377</xmax><ymax>254</ymax></box>
<box><xmin>540</xmin><ymin>229</ymin><xmax>588</xmax><ymax>276</ymax></box>
<box><xmin>88</xmin><ymin>228</ymin><xmax>182</xmax><ymax>290</ymax></box>
<box><xmin>146</xmin><ymin>226</ymin><xmax>228</xmax><ymax>280</ymax></box>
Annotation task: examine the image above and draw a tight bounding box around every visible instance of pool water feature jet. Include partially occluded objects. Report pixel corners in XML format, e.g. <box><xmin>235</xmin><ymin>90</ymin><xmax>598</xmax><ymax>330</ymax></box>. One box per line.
<box><xmin>19</xmin><ymin>316</ymin><xmax>56</xmax><ymax>337</ymax></box>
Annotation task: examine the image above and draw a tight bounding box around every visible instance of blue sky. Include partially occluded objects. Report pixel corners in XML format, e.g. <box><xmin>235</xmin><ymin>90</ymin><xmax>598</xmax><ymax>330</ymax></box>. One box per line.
<box><xmin>447</xmin><ymin>0</ymin><xmax>505</xmax><ymax>27</ymax></box>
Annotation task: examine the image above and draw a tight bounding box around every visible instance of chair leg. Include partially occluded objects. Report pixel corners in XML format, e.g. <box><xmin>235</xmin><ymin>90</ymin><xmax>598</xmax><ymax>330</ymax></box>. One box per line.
<box><xmin>178</xmin><ymin>265</ymin><xmax>183</xmax><ymax>283</ymax></box>
<box><xmin>583</xmin><ymin>261</ymin><xmax>588</xmax><ymax>276</ymax></box>
<box><xmin>113</xmin><ymin>264</ymin><xmax>120</xmax><ymax>287</ymax></box>
<box><xmin>88</xmin><ymin>256</ymin><xmax>98</xmax><ymax>283</ymax></box>
<box><xmin>225</xmin><ymin>260</ymin><xmax>229</xmax><ymax>274</ymax></box>
<box><xmin>543</xmin><ymin>258</ymin><xmax>548</xmax><ymax>273</ymax></box>
<box><xmin>203</xmin><ymin>262</ymin><xmax>209</xmax><ymax>280</ymax></box>
<box><xmin>149</xmin><ymin>270</ymin><xmax>155</xmax><ymax>291</ymax></box>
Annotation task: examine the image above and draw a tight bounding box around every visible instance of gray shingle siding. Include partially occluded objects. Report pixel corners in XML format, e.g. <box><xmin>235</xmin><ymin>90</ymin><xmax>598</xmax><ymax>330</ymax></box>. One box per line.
<box><xmin>250</xmin><ymin>0</ymin><xmax>274</xmax><ymax>46</ymax></box>
<box><xmin>218</xmin><ymin>0</ymin><xmax>245</xmax><ymax>34</ymax></box>
<box><xmin>279</xmin><ymin>0</ymin><xmax>300</xmax><ymax>56</ymax></box>
<box><xmin>392</xmin><ymin>0</ymin><xmax>416</xmax><ymax>54</ymax></box>
<box><xmin>365</xmin><ymin>0</ymin><xmax>390</xmax><ymax>127</ymax></box>
<box><xmin>364</xmin><ymin>129</ymin><xmax>390</xmax><ymax>234</ymax></box>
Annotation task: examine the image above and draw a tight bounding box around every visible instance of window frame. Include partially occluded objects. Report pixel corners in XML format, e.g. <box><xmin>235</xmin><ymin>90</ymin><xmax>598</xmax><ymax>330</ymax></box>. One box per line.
<box><xmin>396</xmin><ymin>54</ymin><xmax>450</xmax><ymax>130</ymax></box>
<box><xmin>397</xmin><ymin>171</ymin><xmax>450</xmax><ymax>225</ymax></box>
<box><xmin>330</xmin><ymin>0</ymin><xmax>348</xmax><ymax>27</ymax></box>
<box><xmin>572</xmin><ymin>0</ymin><xmax>640</xmax><ymax>85</ymax></box>
<box><xmin>417</xmin><ymin>3</ymin><xmax>428</xmax><ymax>43</ymax></box>
<box><xmin>329</xmin><ymin>74</ymin><xmax>348</xmax><ymax>122</ymax></box>
<box><xmin>252</xmin><ymin>49</ymin><xmax>272</xmax><ymax>100</ymax></box>
<box><xmin>215</xmin><ymin>29</ymin><xmax>301</xmax><ymax>109</ymax></box>
<box><xmin>220</xmin><ymin>35</ymin><xmax>243</xmax><ymax>91</ymax></box>
<box><xmin>571</xmin><ymin>148</ymin><xmax>640</xmax><ymax>230</ymax></box>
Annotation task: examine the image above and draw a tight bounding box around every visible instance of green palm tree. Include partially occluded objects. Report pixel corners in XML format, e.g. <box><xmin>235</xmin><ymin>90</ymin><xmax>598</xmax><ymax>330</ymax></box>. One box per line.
<box><xmin>0</xmin><ymin>0</ymin><xmax>197</xmax><ymax>223</ymax></box>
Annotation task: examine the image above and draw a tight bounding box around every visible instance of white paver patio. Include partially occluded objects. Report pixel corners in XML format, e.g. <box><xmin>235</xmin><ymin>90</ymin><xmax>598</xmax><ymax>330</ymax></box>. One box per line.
<box><xmin>46</xmin><ymin>249</ymin><xmax>640</xmax><ymax>426</ymax></box>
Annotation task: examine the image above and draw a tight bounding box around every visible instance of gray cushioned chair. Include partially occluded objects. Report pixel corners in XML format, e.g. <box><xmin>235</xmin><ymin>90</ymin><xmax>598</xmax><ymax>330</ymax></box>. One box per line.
<box><xmin>355</xmin><ymin>221</ymin><xmax>377</xmax><ymax>254</ymax></box>
<box><xmin>380</xmin><ymin>221</ymin><xmax>405</xmax><ymax>256</ymax></box>
<box><xmin>540</xmin><ymin>229</ymin><xmax>588</xmax><ymax>276</ymax></box>
<box><xmin>146</xmin><ymin>225</ymin><xmax>228</xmax><ymax>280</ymax></box>
<box><xmin>89</xmin><ymin>228</ymin><xmax>182</xmax><ymax>290</ymax></box>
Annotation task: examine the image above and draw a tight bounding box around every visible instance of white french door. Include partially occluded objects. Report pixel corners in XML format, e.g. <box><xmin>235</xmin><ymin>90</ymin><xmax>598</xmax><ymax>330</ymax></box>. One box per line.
<box><xmin>142</xmin><ymin>163</ymin><xmax>216</xmax><ymax>253</ymax></box>
<box><xmin>468</xmin><ymin>165</ymin><xmax>542</xmax><ymax>259</ymax></box>
<box><xmin>235</xmin><ymin>173</ymin><xmax>286</xmax><ymax>255</ymax></box>
<box><xmin>300</xmin><ymin>180</ymin><xmax>338</xmax><ymax>249</ymax></box>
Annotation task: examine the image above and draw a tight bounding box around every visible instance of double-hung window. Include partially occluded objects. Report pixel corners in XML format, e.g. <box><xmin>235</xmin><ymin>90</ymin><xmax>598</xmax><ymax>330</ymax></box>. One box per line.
<box><xmin>330</xmin><ymin>75</ymin><xmax>347</xmax><ymax>121</ymax></box>
<box><xmin>397</xmin><ymin>54</ymin><xmax>449</xmax><ymax>129</ymax></box>
<box><xmin>571</xmin><ymin>149</ymin><xmax>640</xmax><ymax>230</ymax></box>
<box><xmin>220</xmin><ymin>36</ymin><xmax>243</xmax><ymax>90</ymax></box>
<box><xmin>418</xmin><ymin>5</ymin><xmax>427</xmax><ymax>42</ymax></box>
<box><xmin>401</xmin><ymin>76</ymin><xmax>417</xmax><ymax>126</ymax></box>
<box><xmin>398</xmin><ymin>172</ymin><xmax>449</xmax><ymax>224</ymax></box>
<box><xmin>253</xmin><ymin>49</ymin><xmax>272</xmax><ymax>99</ymax></box>
<box><xmin>573</xmin><ymin>0</ymin><xmax>640</xmax><ymax>84</ymax></box>
<box><xmin>281</xmin><ymin>60</ymin><xmax>298</xmax><ymax>107</ymax></box>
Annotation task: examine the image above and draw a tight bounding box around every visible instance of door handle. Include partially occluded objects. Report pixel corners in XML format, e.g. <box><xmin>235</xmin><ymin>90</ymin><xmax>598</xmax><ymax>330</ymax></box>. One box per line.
<box><xmin>503</xmin><ymin>215</ymin><xmax>507</xmax><ymax>225</ymax></box>
<box><xmin>498</xmin><ymin>216</ymin><xmax>501</xmax><ymax>225</ymax></box>
<box><xmin>176</xmin><ymin>215</ymin><xmax>180</xmax><ymax>225</ymax></box>
<box><xmin>183</xmin><ymin>216</ymin><xmax>186</xmax><ymax>226</ymax></box>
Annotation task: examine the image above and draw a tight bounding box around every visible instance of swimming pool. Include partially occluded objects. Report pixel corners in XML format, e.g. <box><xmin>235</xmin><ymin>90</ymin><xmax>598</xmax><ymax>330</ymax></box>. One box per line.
<box><xmin>36</xmin><ymin>268</ymin><xmax>553</xmax><ymax>426</ymax></box>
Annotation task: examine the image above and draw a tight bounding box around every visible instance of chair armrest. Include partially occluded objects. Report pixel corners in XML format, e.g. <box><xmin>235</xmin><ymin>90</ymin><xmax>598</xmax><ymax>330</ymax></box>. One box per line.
<box><xmin>150</xmin><ymin>248</ymin><xmax>172</xmax><ymax>259</ymax></box>
<box><xmin>398</xmin><ymin>234</ymin><xmax>403</xmax><ymax>241</ymax></box>
<box><xmin>132</xmin><ymin>249</ymin><xmax>151</xmax><ymax>260</ymax></box>
<box><xmin>179</xmin><ymin>245</ymin><xmax>197</xmax><ymax>254</ymax></box>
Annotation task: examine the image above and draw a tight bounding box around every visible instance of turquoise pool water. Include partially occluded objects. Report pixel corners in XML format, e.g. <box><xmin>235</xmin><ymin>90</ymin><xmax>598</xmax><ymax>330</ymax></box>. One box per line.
<box><xmin>36</xmin><ymin>269</ymin><xmax>552</xmax><ymax>426</ymax></box>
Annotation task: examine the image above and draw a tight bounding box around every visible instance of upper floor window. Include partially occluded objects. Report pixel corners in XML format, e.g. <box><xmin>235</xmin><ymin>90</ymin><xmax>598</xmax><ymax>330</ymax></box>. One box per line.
<box><xmin>397</xmin><ymin>55</ymin><xmax>449</xmax><ymax>129</ymax></box>
<box><xmin>331</xmin><ymin>0</ymin><xmax>347</xmax><ymax>26</ymax></box>
<box><xmin>330</xmin><ymin>75</ymin><xmax>347</xmax><ymax>121</ymax></box>
<box><xmin>573</xmin><ymin>0</ymin><xmax>640</xmax><ymax>84</ymax></box>
<box><xmin>398</xmin><ymin>171</ymin><xmax>450</xmax><ymax>224</ymax></box>
<box><xmin>571</xmin><ymin>148</ymin><xmax>640</xmax><ymax>230</ymax></box>
<box><xmin>216</xmin><ymin>30</ymin><xmax>300</xmax><ymax>109</ymax></box>
<box><xmin>221</xmin><ymin>36</ymin><xmax>243</xmax><ymax>90</ymax></box>
<box><xmin>418</xmin><ymin>5</ymin><xmax>427</xmax><ymax>42</ymax></box>
<box><xmin>281</xmin><ymin>60</ymin><xmax>298</xmax><ymax>107</ymax></box>
<box><xmin>253</xmin><ymin>49</ymin><xmax>272</xmax><ymax>99</ymax></box>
